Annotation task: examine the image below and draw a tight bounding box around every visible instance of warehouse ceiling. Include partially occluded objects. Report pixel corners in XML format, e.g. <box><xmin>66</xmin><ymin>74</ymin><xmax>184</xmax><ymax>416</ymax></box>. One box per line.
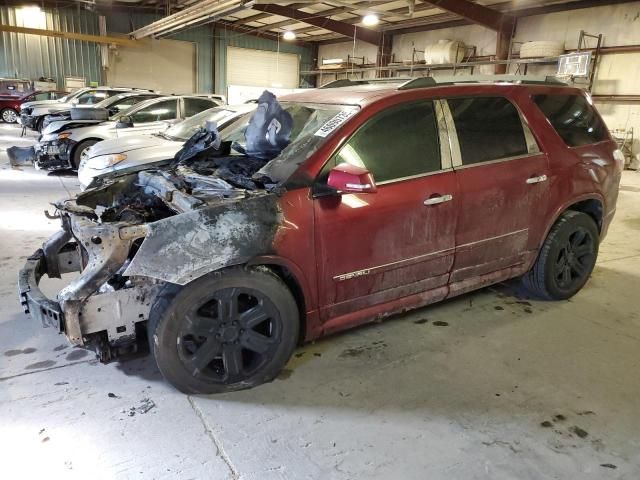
<box><xmin>128</xmin><ymin>0</ymin><xmax>639</xmax><ymax>43</ymax></box>
<box><xmin>6</xmin><ymin>0</ymin><xmax>637</xmax><ymax>43</ymax></box>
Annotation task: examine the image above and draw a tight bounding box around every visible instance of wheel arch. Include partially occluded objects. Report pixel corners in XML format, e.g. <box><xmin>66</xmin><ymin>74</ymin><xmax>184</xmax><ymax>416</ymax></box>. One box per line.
<box><xmin>540</xmin><ymin>193</ymin><xmax>605</xmax><ymax>250</ymax></box>
<box><xmin>247</xmin><ymin>255</ymin><xmax>313</xmax><ymax>344</ymax></box>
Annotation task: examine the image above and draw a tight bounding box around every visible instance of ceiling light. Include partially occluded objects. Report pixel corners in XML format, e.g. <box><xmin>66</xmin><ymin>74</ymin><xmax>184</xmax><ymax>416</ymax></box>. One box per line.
<box><xmin>282</xmin><ymin>31</ymin><xmax>296</xmax><ymax>41</ymax></box>
<box><xmin>362</xmin><ymin>14</ymin><xmax>379</xmax><ymax>26</ymax></box>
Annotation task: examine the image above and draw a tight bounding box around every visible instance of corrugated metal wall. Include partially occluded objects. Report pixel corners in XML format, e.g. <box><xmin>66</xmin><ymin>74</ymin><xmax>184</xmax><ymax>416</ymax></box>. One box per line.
<box><xmin>0</xmin><ymin>6</ymin><xmax>102</xmax><ymax>88</ymax></box>
<box><xmin>0</xmin><ymin>6</ymin><xmax>314</xmax><ymax>95</ymax></box>
<box><xmin>213</xmin><ymin>27</ymin><xmax>315</xmax><ymax>94</ymax></box>
<box><xmin>106</xmin><ymin>12</ymin><xmax>214</xmax><ymax>93</ymax></box>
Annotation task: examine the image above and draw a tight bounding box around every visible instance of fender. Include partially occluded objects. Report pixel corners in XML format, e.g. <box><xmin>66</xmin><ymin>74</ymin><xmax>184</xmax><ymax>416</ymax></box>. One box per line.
<box><xmin>123</xmin><ymin>194</ymin><xmax>282</xmax><ymax>285</ymax></box>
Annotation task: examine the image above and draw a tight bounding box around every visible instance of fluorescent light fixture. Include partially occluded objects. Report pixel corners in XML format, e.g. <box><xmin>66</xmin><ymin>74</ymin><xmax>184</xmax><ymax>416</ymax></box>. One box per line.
<box><xmin>362</xmin><ymin>14</ymin><xmax>379</xmax><ymax>26</ymax></box>
<box><xmin>282</xmin><ymin>31</ymin><xmax>296</xmax><ymax>41</ymax></box>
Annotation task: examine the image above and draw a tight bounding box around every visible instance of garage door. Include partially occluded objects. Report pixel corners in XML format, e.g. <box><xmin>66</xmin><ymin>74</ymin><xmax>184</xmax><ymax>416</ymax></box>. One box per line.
<box><xmin>106</xmin><ymin>37</ymin><xmax>196</xmax><ymax>94</ymax></box>
<box><xmin>227</xmin><ymin>46</ymin><xmax>299</xmax><ymax>89</ymax></box>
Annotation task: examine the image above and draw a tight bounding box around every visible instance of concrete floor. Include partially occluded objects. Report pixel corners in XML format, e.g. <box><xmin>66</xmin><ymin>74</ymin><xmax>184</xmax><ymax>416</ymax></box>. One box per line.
<box><xmin>1</xmin><ymin>121</ymin><xmax>639</xmax><ymax>479</ymax></box>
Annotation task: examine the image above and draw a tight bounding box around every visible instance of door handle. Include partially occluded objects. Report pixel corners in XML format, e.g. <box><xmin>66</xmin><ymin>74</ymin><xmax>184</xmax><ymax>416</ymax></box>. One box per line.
<box><xmin>424</xmin><ymin>194</ymin><xmax>453</xmax><ymax>206</ymax></box>
<box><xmin>526</xmin><ymin>174</ymin><xmax>547</xmax><ymax>184</ymax></box>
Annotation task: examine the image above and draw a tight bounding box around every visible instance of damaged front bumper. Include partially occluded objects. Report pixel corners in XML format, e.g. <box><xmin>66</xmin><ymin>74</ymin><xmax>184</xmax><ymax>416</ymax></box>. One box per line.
<box><xmin>18</xmin><ymin>213</ymin><xmax>160</xmax><ymax>361</ymax></box>
<box><xmin>35</xmin><ymin>139</ymin><xmax>76</xmax><ymax>170</ymax></box>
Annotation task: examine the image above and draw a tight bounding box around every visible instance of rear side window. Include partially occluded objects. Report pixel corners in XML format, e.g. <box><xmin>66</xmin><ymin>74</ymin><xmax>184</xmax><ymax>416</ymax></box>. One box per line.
<box><xmin>447</xmin><ymin>97</ymin><xmax>528</xmax><ymax>165</ymax></box>
<box><xmin>184</xmin><ymin>98</ymin><xmax>217</xmax><ymax>117</ymax></box>
<box><xmin>131</xmin><ymin>99</ymin><xmax>178</xmax><ymax>123</ymax></box>
<box><xmin>533</xmin><ymin>94</ymin><xmax>608</xmax><ymax>147</ymax></box>
<box><xmin>329</xmin><ymin>100</ymin><xmax>441</xmax><ymax>183</ymax></box>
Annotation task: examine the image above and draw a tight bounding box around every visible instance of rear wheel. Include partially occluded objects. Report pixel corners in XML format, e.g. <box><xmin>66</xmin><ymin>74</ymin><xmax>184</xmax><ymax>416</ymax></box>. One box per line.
<box><xmin>72</xmin><ymin>139</ymin><xmax>99</xmax><ymax>169</ymax></box>
<box><xmin>523</xmin><ymin>211</ymin><xmax>599</xmax><ymax>300</ymax></box>
<box><xmin>149</xmin><ymin>267</ymin><xmax>299</xmax><ymax>394</ymax></box>
<box><xmin>1</xmin><ymin>108</ymin><xmax>17</xmax><ymax>123</ymax></box>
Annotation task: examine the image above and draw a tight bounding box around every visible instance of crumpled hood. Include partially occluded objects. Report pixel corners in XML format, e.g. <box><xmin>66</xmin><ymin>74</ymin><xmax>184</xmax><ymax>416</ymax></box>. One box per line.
<box><xmin>21</xmin><ymin>99</ymin><xmax>62</xmax><ymax>110</ymax></box>
<box><xmin>43</xmin><ymin>119</ymin><xmax>109</xmax><ymax>135</ymax></box>
<box><xmin>89</xmin><ymin>134</ymin><xmax>180</xmax><ymax>157</ymax></box>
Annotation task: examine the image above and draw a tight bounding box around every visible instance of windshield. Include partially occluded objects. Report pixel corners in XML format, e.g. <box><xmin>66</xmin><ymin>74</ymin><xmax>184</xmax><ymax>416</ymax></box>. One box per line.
<box><xmin>220</xmin><ymin>102</ymin><xmax>358</xmax><ymax>184</ymax></box>
<box><xmin>165</xmin><ymin>107</ymin><xmax>246</xmax><ymax>141</ymax></box>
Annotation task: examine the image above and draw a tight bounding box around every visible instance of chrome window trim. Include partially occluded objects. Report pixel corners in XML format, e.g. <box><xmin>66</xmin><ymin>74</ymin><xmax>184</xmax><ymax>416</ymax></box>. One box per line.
<box><xmin>440</xmin><ymin>100</ymin><xmax>463</xmax><ymax>168</ymax></box>
<box><xmin>376</xmin><ymin>167</ymin><xmax>454</xmax><ymax>186</ymax></box>
<box><xmin>453</xmin><ymin>153</ymin><xmax>542</xmax><ymax>170</ymax></box>
<box><xmin>435</xmin><ymin>99</ymin><xmax>453</xmax><ymax>170</ymax></box>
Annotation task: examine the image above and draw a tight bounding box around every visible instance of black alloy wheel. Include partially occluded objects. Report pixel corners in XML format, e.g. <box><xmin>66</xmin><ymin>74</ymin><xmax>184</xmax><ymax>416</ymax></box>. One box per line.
<box><xmin>149</xmin><ymin>267</ymin><xmax>299</xmax><ymax>394</ymax></box>
<box><xmin>177</xmin><ymin>287</ymin><xmax>282</xmax><ymax>383</ymax></box>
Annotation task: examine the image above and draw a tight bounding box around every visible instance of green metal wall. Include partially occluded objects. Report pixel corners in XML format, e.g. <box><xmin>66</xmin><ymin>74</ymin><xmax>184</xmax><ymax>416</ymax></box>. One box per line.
<box><xmin>107</xmin><ymin>12</ymin><xmax>214</xmax><ymax>93</ymax></box>
<box><xmin>0</xmin><ymin>6</ymin><xmax>102</xmax><ymax>88</ymax></box>
<box><xmin>0</xmin><ymin>7</ymin><xmax>314</xmax><ymax>96</ymax></box>
<box><xmin>213</xmin><ymin>27</ymin><xmax>315</xmax><ymax>94</ymax></box>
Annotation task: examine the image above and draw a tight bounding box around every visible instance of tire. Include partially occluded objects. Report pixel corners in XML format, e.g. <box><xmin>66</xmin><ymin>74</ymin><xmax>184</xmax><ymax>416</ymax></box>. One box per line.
<box><xmin>523</xmin><ymin>211</ymin><xmax>599</xmax><ymax>300</ymax></box>
<box><xmin>148</xmin><ymin>267</ymin><xmax>299</xmax><ymax>394</ymax></box>
<box><xmin>72</xmin><ymin>139</ymin><xmax>99</xmax><ymax>169</ymax></box>
<box><xmin>1</xmin><ymin>108</ymin><xmax>18</xmax><ymax>123</ymax></box>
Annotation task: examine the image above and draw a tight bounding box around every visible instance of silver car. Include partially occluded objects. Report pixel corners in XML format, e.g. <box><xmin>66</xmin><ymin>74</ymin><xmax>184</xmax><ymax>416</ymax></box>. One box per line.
<box><xmin>78</xmin><ymin>103</ymin><xmax>256</xmax><ymax>190</ymax></box>
<box><xmin>20</xmin><ymin>86</ymin><xmax>152</xmax><ymax>132</ymax></box>
<box><xmin>36</xmin><ymin>95</ymin><xmax>222</xmax><ymax>171</ymax></box>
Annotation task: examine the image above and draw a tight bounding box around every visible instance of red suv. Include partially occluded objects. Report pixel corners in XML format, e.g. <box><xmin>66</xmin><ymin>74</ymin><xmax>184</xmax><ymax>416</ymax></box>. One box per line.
<box><xmin>0</xmin><ymin>90</ymin><xmax>66</xmax><ymax>123</ymax></box>
<box><xmin>19</xmin><ymin>78</ymin><xmax>622</xmax><ymax>394</ymax></box>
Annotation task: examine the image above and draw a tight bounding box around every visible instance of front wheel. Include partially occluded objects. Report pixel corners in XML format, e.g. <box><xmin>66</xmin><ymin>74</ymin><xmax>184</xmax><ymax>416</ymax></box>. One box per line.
<box><xmin>1</xmin><ymin>108</ymin><xmax>17</xmax><ymax>123</ymax></box>
<box><xmin>149</xmin><ymin>267</ymin><xmax>299</xmax><ymax>394</ymax></box>
<box><xmin>72</xmin><ymin>139</ymin><xmax>99</xmax><ymax>169</ymax></box>
<box><xmin>523</xmin><ymin>211</ymin><xmax>599</xmax><ymax>300</ymax></box>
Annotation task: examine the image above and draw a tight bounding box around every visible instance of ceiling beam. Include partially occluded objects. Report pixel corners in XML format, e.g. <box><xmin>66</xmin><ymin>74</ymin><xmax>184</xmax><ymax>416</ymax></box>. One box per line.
<box><xmin>420</xmin><ymin>0</ymin><xmax>513</xmax><ymax>32</ymax></box>
<box><xmin>251</xmin><ymin>3</ymin><xmax>383</xmax><ymax>44</ymax></box>
<box><xmin>0</xmin><ymin>24</ymin><xmax>139</xmax><ymax>47</ymax></box>
<box><xmin>213</xmin><ymin>19</ymin><xmax>310</xmax><ymax>45</ymax></box>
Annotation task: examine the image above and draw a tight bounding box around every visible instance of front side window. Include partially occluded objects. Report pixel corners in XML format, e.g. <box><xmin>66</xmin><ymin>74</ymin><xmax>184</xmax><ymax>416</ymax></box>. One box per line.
<box><xmin>448</xmin><ymin>97</ymin><xmax>528</xmax><ymax>165</ymax></box>
<box><xmin>533</xmin><ymin>94</ymin><xmax>608</xmax><ymax>147</ymax></box>
<box><xmin>325</xmin><ymin>100</ymin><xmax>441</xmax><ymax>183</ymax></box>
<box><xmin>184</xmin><ymin>98</ymin><xmax>217</xmax><ymax>118</ymax></box>
<box><xmin>130</xmin><ymin>99</ymin><xmax>178</xmax><ymax>123</ymax></box>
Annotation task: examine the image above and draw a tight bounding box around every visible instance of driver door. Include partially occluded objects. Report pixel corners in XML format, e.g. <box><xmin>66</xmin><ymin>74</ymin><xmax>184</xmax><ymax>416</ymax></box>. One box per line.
<box><xmin>313</xmin><ymin>99</ymin><xmax>458</xmax><ymax>326</ymax></box>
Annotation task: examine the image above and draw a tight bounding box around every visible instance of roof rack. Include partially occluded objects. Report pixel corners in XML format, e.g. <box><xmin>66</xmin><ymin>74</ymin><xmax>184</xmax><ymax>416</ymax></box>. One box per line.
<box><xmin>397</xmin><ymin>75</ymin><xmax>567</xmax><ymax>90</ymax></box>
<box><xmin>319</xmin><ymin>78</ymin><xmax>413</xmax><ymax>89</ymax></box>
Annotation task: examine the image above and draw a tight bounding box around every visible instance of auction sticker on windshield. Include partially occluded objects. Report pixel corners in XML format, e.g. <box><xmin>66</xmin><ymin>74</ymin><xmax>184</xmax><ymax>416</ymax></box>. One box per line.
<box><xmin>314</xmin><ymin>109</ymin><xmax>357</xmax><ymax>138</ymax></box>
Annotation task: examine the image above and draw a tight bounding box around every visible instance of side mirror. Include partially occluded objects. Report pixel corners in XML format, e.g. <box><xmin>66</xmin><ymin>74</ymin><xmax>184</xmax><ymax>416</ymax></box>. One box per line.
<box><xmin>116</xmin><ymin>115</ymin><xmax>133</xmax><ymax>128</ymax></box>
<box><xmin>327</xmin><ymin>163</ymin><xmax>377</xmax><ymax>194</ymax></box>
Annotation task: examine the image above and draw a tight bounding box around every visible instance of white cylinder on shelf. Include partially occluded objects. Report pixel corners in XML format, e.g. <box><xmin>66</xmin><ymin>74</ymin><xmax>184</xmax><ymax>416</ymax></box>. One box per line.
<box><xmin>424</xmin><ymin>40</ymin><xmax>466</xmax><ymax>65</ymax></box>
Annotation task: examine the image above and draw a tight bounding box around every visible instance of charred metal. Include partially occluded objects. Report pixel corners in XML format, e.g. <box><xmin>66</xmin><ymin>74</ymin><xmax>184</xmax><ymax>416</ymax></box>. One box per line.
<box><xmin>18</xmin><ymin>153</ymin><xmax>284</xmax><ymax>362</ymax></box>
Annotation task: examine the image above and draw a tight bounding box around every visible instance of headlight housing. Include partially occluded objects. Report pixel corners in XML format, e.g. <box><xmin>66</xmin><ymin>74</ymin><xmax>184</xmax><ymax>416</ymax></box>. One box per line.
<box><xmin>57</xmin><ymin>132</ymin><xmax>72</xmax><ymax>140</ymax></box>
<box><xmin>87</xmin><ymin>153</ymin><xmax>127</xmax><ymax>170</ymax></box>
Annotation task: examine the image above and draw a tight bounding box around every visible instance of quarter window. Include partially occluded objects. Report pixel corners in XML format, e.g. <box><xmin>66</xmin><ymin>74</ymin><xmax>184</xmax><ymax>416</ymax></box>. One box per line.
<box><xmin>130</xmin><ymin>99</ymin><xmax>178</xmax><ymax>123</ymax></box>
<box><xmin>447</xmin><ymin>97</ymin><xmax>528</xmax><ymax>165</ymax></box>
<box><xmin>327</xmin><ymin>100</ymin><xmax>441</xmax><ymax>183</ymax></box>
<box><xmin>533</xmin><ymin>94</ymin><xmax>608</xmax><ymax>147</ymax></box>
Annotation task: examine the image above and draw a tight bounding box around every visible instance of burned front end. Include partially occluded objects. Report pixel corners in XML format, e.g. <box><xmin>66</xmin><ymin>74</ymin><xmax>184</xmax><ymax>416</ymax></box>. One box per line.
<box><xmin>18</xmin><ymin>160</ymin><xmax>281</xmax><ymax>361</ymax></box>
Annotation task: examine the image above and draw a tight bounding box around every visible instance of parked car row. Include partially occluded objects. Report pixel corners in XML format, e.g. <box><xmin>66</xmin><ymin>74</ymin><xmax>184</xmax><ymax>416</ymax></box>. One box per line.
<box><xmin>36</xmin><ymin>94</ymin><xmax>223</xmax><ymax>171</ymax></box>
<box><xmin>16</xmin><ymin>77</ymin><xmax>622</xmax><ymax>395</ymax></box>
